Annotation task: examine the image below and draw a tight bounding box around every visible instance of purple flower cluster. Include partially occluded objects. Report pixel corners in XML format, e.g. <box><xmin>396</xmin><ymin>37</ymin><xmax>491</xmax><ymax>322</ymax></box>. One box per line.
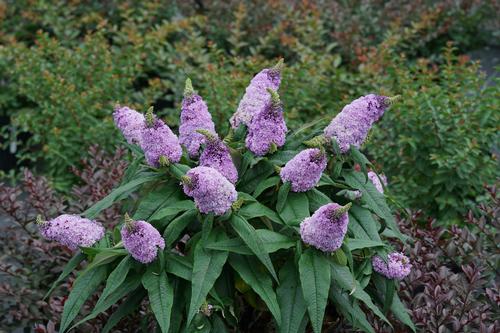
<box><xmin>199</xmin><ymin>133</ymin><xmax>238</xmax><ymax>184</ymax></box>
<box><xmin>140</xmin><ymin>118</ymin><xmax>182</xmax><ymax>167</ymax></box>
<box><xmin>372</xmin><ymin>252</ymin><xmax>412</xmax><ymax>280</ymax></box>
<box><xmin>179</xmin><ymin>79</ymin><xmax>216</xmax><ymax>158</ymax></box>
<box><xmin>280</xmin><ymin>148</ymin><xmax>327</xmax><ymax>192</ymax></box>
<box><xmin>182</xmin><ymin>166</ymin><xmax>237</xmax><ymax>215</ymax></box>
<box><xmin>113</xmin><ymin>106</ymin><xmax>145</xmax><ymax>145</ymax></box>
<box><xmin>300</xmin><ymin>203</ymin><xmax>350</xmax><ymax>252</ymax></box>
<box><xmin>121</xmin><ymin>218</ymin><xmax>165</xmax><ymax>264</ymax></box>
<box><xmin>324</xmin><ymin>94</ymin><xmax>389</xmax><ymax>153</ymax></box>
<box><xmin>368</xmin><ymin>171</ymin><xmax>387</xmax><ymax>194</ymax></box>
<box><xmin>230</xmin><ymin>60</ymin><xmax>282</xmax><ymax>128</ymax></box>
<box><xmin>39</xmin><ymin>214</ymin><xmax>105</xmax><ymax>250</ymax></box>
<box><xmin>245</xmin><ymin>89</ymin><xmax>287</xmax><ymax>156</ymax></box>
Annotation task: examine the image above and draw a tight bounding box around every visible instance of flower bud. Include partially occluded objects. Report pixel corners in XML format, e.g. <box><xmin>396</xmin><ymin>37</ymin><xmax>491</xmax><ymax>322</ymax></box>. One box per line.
<box><xmin>121</xmin><ymin>214</ymin><xmax>165</xmax><ymax>264</ymax></box>
<box><xmin>324</xmin><ymin>94</ymin><xmax>391</xmax><ymax>153</ymax></box>
<box><xmin>368</xmin><ymin>171</ymin><xmax>387</xmax><ymax>194</ymax></box>
<box><xmin>182</xmin><ymin>166</ymin><xmax>237</xmax><ymax>215</ymax></box>
<box><xmin>372</xmin><ymin>252</ymin><xmax>411</xmax><ymax>280</ymax></box>
<box><xmin>300</xmin><ymin>203</ymin><xmax>350</xmax><ymax>252</ymax></box>
<box><xmin>38</xmin><ymin>214</ymin><xmax>105</xmax><ymax>250</ymax></box>
<box><xmin>179</xmin><ymin>78</ymin><xmax>216</xmax><ymax>158</ymax></box>
<box><xmin>280</xmin><ymin>148</ymin><xmax>327</xmax><ymax>192</ymax></box>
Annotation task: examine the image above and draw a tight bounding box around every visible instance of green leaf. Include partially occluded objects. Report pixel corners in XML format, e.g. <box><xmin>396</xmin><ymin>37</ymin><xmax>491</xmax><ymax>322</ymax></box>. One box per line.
<box><xmin>277</xmin><ymin>181</ymin><xmax>291</xmax><ymax>212</ymax></box>
<box><xmin>59</xmin><ymin>265</ymin><xmax>108</xmax><ymax>332</ymax></box>
<box><xmin>343</xmin><ymin>171</ymin><xmax>404</xmax><ymax>240</ymax></box>
<box><xmin>70</xmin><ymin>273</ymin><xmax>141</xmax><ymax>330</ymax></box>
<box><xmin>277</xmin><ymin>260</ymin><xmax>307</xmax><ymax>333</ymax></box>
<box><xmin>391</xmin><ymin>293</ymin><xmax>416</xmax><ymax>332</ymax></box>
<box><xmin>102</xmin><ymin>289</ymin><xmax>146</xmax><ymax>333</ymax></box>
<box><xmin>231</xmin><ymin>215</ymin><xmax>278</xmax><ymax>281</ymax></box>
<box><xmin>329</xmin><ymin>284</ymin><xmax>375</xmax><ymax>333</ymax></box>
<box><xmin>133</xmin><ymin>180</ymin><xmax>182</xmax><ymax>220</ymax></box>
<box><xmin>83</xmin><ymin>172</ymin><xmax>162</xmax><ymax>219</ymax></box>
<box><xmin>229</xmin><ymin>255</ymin><xmax>281</xmax><ymax>325</ymax></box>
<box><xmin>149</xmin><ymin>200</ymin><xmax>196</xmax><ymax>221</ymax></box>
<box><xmin>165</xmin><ymin>253</ymin><xmax>193</xmax><ymax>281</ymax></box>
<box><xmin>239</xmin><ymin>201</ymin><xmax>283</xmax><ymax>224</ymax></box>
<box><xmin>163</xmin><ymin>209</ymin><xmax>197</xmax><ymax>247</ymax></box>
<box><xmin>306</xmin><ymin>189</ymin><xmax>331</xmax><ymax>211</ymax></box>
<box><xmin>187</xmin><ymin>229</ymin><xmax>229</xmax><ymax>327</ymax></box>
<box><xmin>298</xmin><ymin>248</ymin><xmax>331</xmax><ymax>333</ymax></box>
<box><xmin>206</xmin><ymin>229</ymin><xmax>295</xmax><ymax>254</ymax></box>
<box><xmin>349</xmin><ymin>206</ymin><xmax>382</xmax><ymax>242</ymax></box>
<box><xmin>44</xmin><ymin>252</ymin><xmax>85</xmax><ymax>299</ymax></box>
<box><xmin>384</xmin><ymin>279</ymin><xmax>395</xmax><ymax>313</ymax></box>
<box><xmin>238</xmin><ymin>159</ymin><xmax>275</xmax><ymax>193</ymax></box>
<box><xmin>345</xmin><ymin>238</ymin><xmax>386</xmax><ymax>251</ymax></box>
<box><xmin>142</xmin><ymin>267</ymin><xmax>174</xmax><ymax>333</ymax></box>
<box><xmin>280</xmin><ymin>192</ymin><xmax>309</xmax><ymax>223</ymax></box>
<box><xmin>81</xmin><ymin>248</ymin><xmax>127</xmax><ymax>275</ymax></box>
<box><xmin>94</xmin><ymin>256</ymin><xmax>132</xmax><ymax>309</ymax></box>
<box><xmin>253</xmin><ymin>176</ymin><xmax>280</xmax><ymax>197</ymax></box>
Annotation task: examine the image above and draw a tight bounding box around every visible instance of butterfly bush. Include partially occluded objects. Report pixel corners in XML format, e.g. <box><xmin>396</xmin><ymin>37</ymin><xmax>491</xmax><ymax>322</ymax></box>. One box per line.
<box><xmin>372</xmin><ymin>252</ymin><xmax>412</xmax><ymax>280</ymax></box>
<box><xmin>198</xmin><ymin>130</ymin><xmax>238</xmax><ymax>184</ymax></box>
<box><xmin>245</xmin><ymin>89</ymin><xmax>287</xmax><ymax>156</ymax></box>
<box><xmin>179</xmin><ymin>78</ymin><xmax>216</xmax><ymax>158</ymax></box>
<box><xmin>300</xmin><ymin>203</ymin><xmax>350</xmax><ymax>252</ymax></box>
<box><xmin>38</xmin><ymin>214</ymin><xmax>105</xmax><ymax>250</ymax></box>
<box><xmin>280</xmin><ymin>148</ymin><xmax>327</xmax><ymax>192</ymax></box>
<box><xmin>41</xmin><ymin>61</ymin><xmax>414</xmax><ymax>333</ymax></box>
<box><xmin>121</xmin><ymin>215</ymin><xmax>165</xmax><ymax>263</ymax></box>
<box><xmin>324</xmin><ymin>94</ymin><xmax>390</xmax><ymax>153</ymax></box>
<box><xmin>368</xmin><ymin>171</ymin><xmax>387</xmax><ymax>194</ymax></box>
<box><xmin>230</xmin><ymin>59</ymin><xmax>283</xmax><ymax>128</ymax></box>
<box><xmin>113</xmin><ymin>106</ymin><xmax>145</xmax><ymax>145</ymax></box>
<box><xmin>182</xmin><ymin>166</ymin><xmax>237</xmax><ymax>215</ymax></box>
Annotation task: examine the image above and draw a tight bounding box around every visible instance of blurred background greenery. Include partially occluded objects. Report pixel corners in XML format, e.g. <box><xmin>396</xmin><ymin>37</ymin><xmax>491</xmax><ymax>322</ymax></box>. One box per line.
<box><xmin>0</xmin><ymin>0</ymin><xmax>498</xmax><ymax>222</ymax></box>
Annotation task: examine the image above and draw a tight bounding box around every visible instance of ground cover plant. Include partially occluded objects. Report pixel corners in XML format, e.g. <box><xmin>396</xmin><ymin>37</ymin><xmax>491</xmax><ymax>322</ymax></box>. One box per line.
<box><xmin>33</xmin><ymin>62</ymin><xmax>416</xmax><ymax>333</ymax></box>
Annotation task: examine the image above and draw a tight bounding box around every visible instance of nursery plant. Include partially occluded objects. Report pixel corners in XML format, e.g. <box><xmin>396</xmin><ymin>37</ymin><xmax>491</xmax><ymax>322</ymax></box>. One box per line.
<box><xmin>37</xmin><ymin>61</ymin><xmax>415</xmax><ymax>333</ymax></box>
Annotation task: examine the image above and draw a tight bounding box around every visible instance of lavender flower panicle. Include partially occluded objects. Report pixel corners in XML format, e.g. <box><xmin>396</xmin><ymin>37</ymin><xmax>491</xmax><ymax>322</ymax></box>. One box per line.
<box><xmin>179</xmin><ymin>79</ymin><xmax>216</xmax><ymax>158</ymax></box>
<box><xmin>38</xmin><ymin>214</ymin><xmax>105</xmax><ymax>250</ymax></box>
<box><xmin>198</xmin><ymin>130</ymin><xmax>238</xmax><ymax>184</ymax></box>
<box><xmin>324</xmin><ymin>94</ymin><xmax>390</xmax><ymax>153</ymax></box>
<box><xmin>113</xmin><ymin>106</ymin><xmax>146</xmax><ymax>145</ymax></box>
<box><xmin>140</xmin><ymin>116</ymin><xmax>182</xmax><ymax>167</ymax></box>
<box><xmin>230</xmin><ymin>59</ymin><xmax>283</xmax><ymax>128</ymax></box>
<box><xmin>182</xmin><ymin>166</ymin><xmax>237</xmax><ymax>215</ymax></box>
<box><xmin>367</xmin><ymin>171</ymin><xmax>388</xmax><ymax>194</ymax></box>
<box><xmin>300</xmin><ymin>203</ymin><xmax>350</xmax><ymax>252</ymax></box>
<box><xmin>372</xmin><ymin>252</ymin><xmax>411</xmax><ymax>280</ymax></box>
<box><xmin>245</xmin><ymin>88</ymin><xmax>287</xmax><ymax>156</ymax></box>
<box><xmin>280</xmin><ymin>148</ymin><xmax>327</xmax><ymax>192</ymax></box>
<box><xmin>121</xmin><ymin>216</ymin><xmax>165</xmax><ymax>264</ymax></box>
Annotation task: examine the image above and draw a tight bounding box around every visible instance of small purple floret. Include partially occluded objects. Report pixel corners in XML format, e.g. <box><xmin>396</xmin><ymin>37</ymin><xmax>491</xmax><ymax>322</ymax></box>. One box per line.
<box><xmin>182</xmin><ymin>166</ymin><xmax>237</xmax><ymax>215</ymax></box>
<box><xmin>280</xmin><ymin>148</ymin><xmax>327</xmax><ymax>192</ymax></box>
<box><xmin>324</xmin><ymin>94</ymin><xmax>389</xmax><ymax>153</ymax></box>
<box><xmin>39</xmin><ymin>214</ymin><xmax>105</xmax><ymax>250</ymax></box>
<box><xmin>121</xmin><ymin>220</ymin><xmax>165</xmax><ymax>264</ymax></box>
<box><xmin>372</xmin><ymin>252</ymin><xmax>412</xmax><ymax>280</ymax></box>
<box><xmin>140</xmin><ymin>119</ymin><xmax>182</xmax><ymax>167</ymax></box>
<box><xmin>300</xmin><ymin>203</ymin><xmax>349</xmax><ymax>252</ymax></box>
<box><xmin>113</xmin><ymin>106</ymin><xmax>146</xmax><ymax>145</ymax></box>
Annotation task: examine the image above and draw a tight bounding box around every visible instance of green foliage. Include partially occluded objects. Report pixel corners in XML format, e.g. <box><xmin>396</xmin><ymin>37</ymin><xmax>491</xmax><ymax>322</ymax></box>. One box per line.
<box><xmin>43</xmin><ymin>73</ymin><xmax>415</xmax><ymax>332</ymax></box>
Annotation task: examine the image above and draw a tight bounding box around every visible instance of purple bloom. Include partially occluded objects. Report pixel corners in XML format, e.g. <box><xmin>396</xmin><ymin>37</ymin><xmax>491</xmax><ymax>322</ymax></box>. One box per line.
<box><xmin>199</xmin><ymin>132</ymin><xmax>238</xmax><ymax>184</ymax></box>
<box><xmin>179</xmin><ymin>79</ymin><xmax>216</xmax><ymax>158</ymax></box>
<box><xmin>230</xmin><ymin>60</ymin><xmax>283</xmax><ymax>128</ymax></box>
<box><xmin>39</xmin><ymin>214</ymin><xmax>105</xmax><ymax>250</ymax></box>
<box><xmin>140</xmin><ymin>118</ymin><xmax>182</xmax><ymax>167</ymax></box>
<box><xmin>245</xmin><ymin>89</ymin><xmax>287</xmax><ymax>156</ymax></box>
<box><xmin>113</xmin><ymin>106</ymin><xmax>146</xmax><ymax>145</ymax></box>
<box><xmin>280</xmin><ymin>148</ymin><xmax>327</xmax><ymax>192</ymax></box>
<box><xmin>121</xmin><ymin>218</ymin><xmax>165</xmax><ymax>264</ymax></box>
<box><xmin>368</xmin><ymin>171</ymin><xmax>388</xmax><ymax>194</ymax></box>
<box><xmin>372</xmin><ymin>252</ymin><xmax>411</xmax><ymax>280</ymax></box>
<box><xmin>300</xmin><ymin>203</ymin><xmax>350</xmax><ymax>252</ymax></box>
<box><xmin>182</xmin><ymin>166</ymin><xmax>237</xmax><ymax>215</ymax></box>
<box><xmin>324</xmin><ymin>94</ymin><xmax>390</xmax><ymax>153</ymax></box>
